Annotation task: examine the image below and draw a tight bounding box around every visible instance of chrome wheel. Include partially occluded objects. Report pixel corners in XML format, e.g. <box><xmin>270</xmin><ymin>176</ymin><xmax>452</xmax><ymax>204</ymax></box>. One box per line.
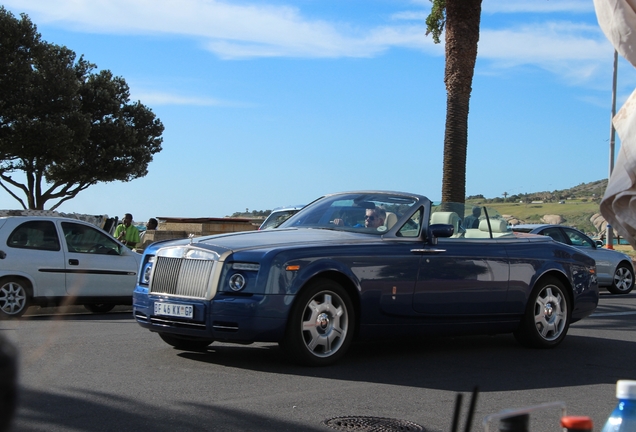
<box><xmin>514</xmin><ymin>277</ymin><xmax>570</xmax><ymax>348</ymax></box>
<box><xmin>532</xmin><ymin>285</ymin><xmax>567</xmax><ymax>342</ymax></box>
<box><xmin>0</xmin><ymin>279</ymin><xmax>29</xmax><ymax>318</ymax></box>
<box><xmin>608</xmin><ymin>263</ymin><xmax>634</xmax><ymax>294</ymax></box>
<box><xmin>283</xmin><ymin>279</ymin><xmax>355</xmax><ymax>366</ymax></box>
<box><xmin>301</xmin><ymin>291</ymin><xmax>349</xmax><ymax>358</ymax></box>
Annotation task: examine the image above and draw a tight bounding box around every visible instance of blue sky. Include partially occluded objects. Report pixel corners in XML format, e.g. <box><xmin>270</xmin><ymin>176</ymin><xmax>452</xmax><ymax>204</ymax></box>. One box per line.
<box><xmin>1</xmin><ymin>0</ymin><xmax>632</xmax><ymax>222</ymax></box>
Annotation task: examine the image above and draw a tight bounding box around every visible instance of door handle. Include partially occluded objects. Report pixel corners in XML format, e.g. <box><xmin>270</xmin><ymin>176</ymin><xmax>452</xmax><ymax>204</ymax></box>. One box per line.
<box><xmin>410</xmin><ymin>248</ymin><xmax>446</xmax><ymax>254</ymax></box>
<box><xmin>68</xmin><ymin>259</ymin><xmax>79</xmax><ymax>266</ymax></box>
<box><xmin>0</xmin><ymin>250</ymin><xmax>5</xmax><ymax>259</ymax></box>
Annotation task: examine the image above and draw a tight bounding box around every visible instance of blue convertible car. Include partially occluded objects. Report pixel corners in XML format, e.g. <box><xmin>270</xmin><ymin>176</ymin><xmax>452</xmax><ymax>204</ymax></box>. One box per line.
<box><xmin>133</xmin><ymin>191</ymin><xmax>599</xmax><ymax>365</ymax></box>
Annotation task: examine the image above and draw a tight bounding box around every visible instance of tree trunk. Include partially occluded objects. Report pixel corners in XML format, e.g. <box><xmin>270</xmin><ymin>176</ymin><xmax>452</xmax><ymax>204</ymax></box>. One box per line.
<box><xmin>441</xmin><ymin>0</ymin><xmax>483</xmax><ymax>204</ymax></box>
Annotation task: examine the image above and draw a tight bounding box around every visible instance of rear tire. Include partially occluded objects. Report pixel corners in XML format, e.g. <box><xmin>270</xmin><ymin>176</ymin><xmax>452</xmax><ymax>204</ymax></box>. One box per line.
<box><xmin>0</xmin><ymin>278</ymin><xmax>31</xmax><ymax>318</ymax></box>
<box><xmin>607</xmin><ymin>262</ymin><xmax>634</xmax><ymax>294</ymax></box>
<box><xmin>84</xmin><ymin>304</ymin><xmax>116</xmax><ymax>314</ymax></box>
<box><xmin>514</xmin><ymin>277</ymin><xmax>570</xmax><ymax>348</ymax></box>
<box><xmin>158</xmin><ymin>333</ymin><xmax>213</xmax><ymax>351</ymax></box>
<box><xmin>282</xmin><ymin>278</ymin><xmax>354</xmax><ymax>366</ymax></box>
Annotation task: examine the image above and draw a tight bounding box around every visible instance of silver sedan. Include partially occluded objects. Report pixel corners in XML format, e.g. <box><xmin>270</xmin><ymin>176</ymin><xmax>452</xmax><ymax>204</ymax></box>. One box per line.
<box><xmin>512</xmin><ymin>224</ymin><xmax>634</xmax><ymax>294</ymax></box>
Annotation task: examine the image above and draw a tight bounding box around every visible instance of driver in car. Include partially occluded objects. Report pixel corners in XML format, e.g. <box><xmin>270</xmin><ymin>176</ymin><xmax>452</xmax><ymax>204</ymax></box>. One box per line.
<box><xmin>334</xmin><ymin>207</ymin><xmax>386</xmax><ymax>229</ymax></box>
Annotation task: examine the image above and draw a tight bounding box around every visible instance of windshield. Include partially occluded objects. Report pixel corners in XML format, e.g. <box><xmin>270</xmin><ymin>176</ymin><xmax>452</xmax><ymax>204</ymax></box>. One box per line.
<box><xmin>279</xmin><ymin>192</ymin><xmax>422</xmax><ymax>235</ymax></box>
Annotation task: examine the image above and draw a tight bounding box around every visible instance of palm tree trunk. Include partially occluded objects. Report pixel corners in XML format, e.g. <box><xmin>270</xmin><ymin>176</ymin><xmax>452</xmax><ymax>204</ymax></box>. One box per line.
<box><xmin>441</xmin><ymin>0</ymin><xmax>483</xmax><ymax>204</ymax></box>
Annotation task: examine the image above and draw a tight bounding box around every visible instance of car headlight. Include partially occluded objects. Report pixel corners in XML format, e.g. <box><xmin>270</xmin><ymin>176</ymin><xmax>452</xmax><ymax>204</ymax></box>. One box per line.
<box><xmin>140</xmin><ymin>255</ymin><xmax>156</xmax><ymax>285</ymax></box>
<box><xmin>226</xmin><ymin>262</ymin><xmax>260</xmax><ymax>292</ymax></box>
<box><xmin>229</xmin><ymin>273</ymin><xmax>246</xmax><ymax>291</ymax></box>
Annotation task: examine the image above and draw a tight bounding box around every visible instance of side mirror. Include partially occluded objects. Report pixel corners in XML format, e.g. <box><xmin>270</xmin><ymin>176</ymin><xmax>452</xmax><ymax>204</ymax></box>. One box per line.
<box><xmin>428</xmin><ymin>223</ymin><xmax>454</xmax><ymax>245</ymax></box>
<box><xmin>595</xmin><ymin>240</ymin><xmax>604</xmax><ymax>248</ymax></box>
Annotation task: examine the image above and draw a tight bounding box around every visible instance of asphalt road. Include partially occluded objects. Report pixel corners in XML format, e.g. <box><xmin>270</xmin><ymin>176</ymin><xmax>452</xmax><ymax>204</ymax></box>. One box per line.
<box><xmin>1</xmin><ymin>290</ymin><xmax>634</xmax><ymax>432</ymax></box>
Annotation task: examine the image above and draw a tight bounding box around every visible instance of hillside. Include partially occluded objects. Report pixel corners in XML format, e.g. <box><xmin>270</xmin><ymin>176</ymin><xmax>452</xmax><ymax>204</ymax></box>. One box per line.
<box><xmin>467</xmin><ymin>179</ymin><xmax>608</xmax><ymax>234</ymax></box>
<box><xmin>468</xmin><ymin>179</ymin><xmax>608</xmax><ymax>203</ymax></box>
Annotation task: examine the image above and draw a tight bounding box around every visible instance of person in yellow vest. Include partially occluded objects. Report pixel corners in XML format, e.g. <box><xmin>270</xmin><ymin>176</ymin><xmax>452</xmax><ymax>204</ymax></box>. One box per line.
<box><xmin>114</xmin><ymin>213</ymin><xmax>140</xmax><ymax>250</ymax></box>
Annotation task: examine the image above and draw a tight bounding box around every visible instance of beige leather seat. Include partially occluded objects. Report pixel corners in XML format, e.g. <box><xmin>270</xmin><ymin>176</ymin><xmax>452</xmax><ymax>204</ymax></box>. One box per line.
<box><xmin>429</xmin><ymin>212</ymin><xmax>461</xmax><ymax>237</ymax></box>
<box><xmin>465</xmin><ymin>218</ymin><xmax>510</xmax><ymax>238</ymax></box>
<box><xmin>384</xmin><ymin>212</ymin><xmax>398</xmax><ymax>229</ymax></box>
<box><xmin>479</xmin><ymin>218</ymin><xmax>508</xmax><ymax>233</ymax></box>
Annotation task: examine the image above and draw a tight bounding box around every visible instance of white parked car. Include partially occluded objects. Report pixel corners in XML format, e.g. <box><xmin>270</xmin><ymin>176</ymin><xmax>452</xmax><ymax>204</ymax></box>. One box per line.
<box><xmin>258</xmin><ymin>205</ymin><xmax>304</xmax><ymax>230</ymax></box>
<box><xmin>0</xmin><ymin>216</ymin><xmax>141</xmax><ymax>317</ymax></box>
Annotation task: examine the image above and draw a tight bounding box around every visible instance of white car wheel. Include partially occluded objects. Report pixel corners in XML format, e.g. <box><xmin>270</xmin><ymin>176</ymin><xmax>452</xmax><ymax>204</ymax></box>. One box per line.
<box><xmin>0</xmin><ymin>278</ymin><xmax>30</xmax><ymax>318</ymax></box>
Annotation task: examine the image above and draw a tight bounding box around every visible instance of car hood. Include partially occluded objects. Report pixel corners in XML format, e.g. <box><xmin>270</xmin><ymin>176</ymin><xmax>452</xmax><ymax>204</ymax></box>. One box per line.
<box><xmin>146</xmin><ymin>228</ymin><xmax>380</xmax><ymax>256</ymax></box>
<box><xmin>586</xmin><ymin>246</ymin><xmax>631</xmax><ymax>261</ymax></box>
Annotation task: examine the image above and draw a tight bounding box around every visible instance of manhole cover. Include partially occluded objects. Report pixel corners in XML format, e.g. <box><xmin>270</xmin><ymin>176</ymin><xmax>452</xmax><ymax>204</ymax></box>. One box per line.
<box><xmin>323</xmin><ymin>416</ymin><xmax>425</xmax><ymax>432</ymax></box>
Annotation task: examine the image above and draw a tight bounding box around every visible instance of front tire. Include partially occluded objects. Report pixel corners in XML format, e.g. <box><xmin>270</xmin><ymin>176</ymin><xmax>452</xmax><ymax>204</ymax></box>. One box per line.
<box><xmin>158</xmin><ymin>333</ymin><xmax>213</xmax><ymax>351</ymax></box>
<box><xmin>282</xmin><ymin>279</ymin><xmax>354</xmax><ymax>366</ymax></box>
<box><xmin>607</xmin><ymin>262</ymin><xmax>634</xmax><ymax>294</ymax></box>
<box><xmin>514</xmin><ymin>277</ymin><xmax>570</xmax><ymax>348</ymax></box>
<box><xmin>0</xmin><ymin>278</ymin><xmax>31</xmax><ymax>318</ymax></box>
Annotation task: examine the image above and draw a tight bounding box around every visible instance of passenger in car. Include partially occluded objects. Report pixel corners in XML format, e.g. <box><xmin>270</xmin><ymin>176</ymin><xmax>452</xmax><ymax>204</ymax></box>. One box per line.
<box><xmin>463</xmin><ymin>206</ymin><xmax>481</xmax><ymax>229</ymax></box>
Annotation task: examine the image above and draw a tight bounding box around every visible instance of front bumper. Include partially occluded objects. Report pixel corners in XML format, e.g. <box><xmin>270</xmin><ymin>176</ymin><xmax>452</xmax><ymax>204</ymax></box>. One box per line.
<box><xmin>133</xmin><ymin>288</ymin><xmax>288</xmax><ymax>343</ymax></box>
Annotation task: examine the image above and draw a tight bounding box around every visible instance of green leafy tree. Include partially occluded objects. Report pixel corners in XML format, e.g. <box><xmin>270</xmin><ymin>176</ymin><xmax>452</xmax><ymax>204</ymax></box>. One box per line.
<box><xmin>0</xmin><ymin>7</ymin><xmax>164</xmax><ymax>210</ymax></box>
<box><xmin>426</xmin><ymin>0</ymin><xmax>483</xmax><ymax>205</ymax></box>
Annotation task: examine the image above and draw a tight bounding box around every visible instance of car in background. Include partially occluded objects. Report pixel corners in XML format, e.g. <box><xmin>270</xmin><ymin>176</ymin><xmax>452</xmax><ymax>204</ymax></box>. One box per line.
<box><xmin>511</xmin><ymin>224</ymin><xmax>634</xmax><ymax>294</ymax></box>
<box><xmin>0</xmin><ymin>216</ymin><xmax>141</xmax><ymax>317</ymax></box>
<box><xmin>133</xmin><ymin>191</ymin><xmax>598</xmax><ymax>365</ymax></box>
<box><xmin>258</xmin><ymin>205</ymin><xmax>304</xmax><ymax>230</ymax></box>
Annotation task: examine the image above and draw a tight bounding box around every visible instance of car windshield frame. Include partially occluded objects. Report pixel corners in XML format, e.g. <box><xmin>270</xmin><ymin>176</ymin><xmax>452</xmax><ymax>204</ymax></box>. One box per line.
<box><xmin>278</xmin><ymin>191</ymin><xmax>425</xmax><ymax>235</ymax></box>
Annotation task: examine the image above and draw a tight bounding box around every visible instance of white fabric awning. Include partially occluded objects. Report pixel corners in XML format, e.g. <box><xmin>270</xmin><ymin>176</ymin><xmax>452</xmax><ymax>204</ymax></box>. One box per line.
<box><xmin>596</xmin><ymin>0</ymin><xmax>636</xmax><ymax>247</ymax></box>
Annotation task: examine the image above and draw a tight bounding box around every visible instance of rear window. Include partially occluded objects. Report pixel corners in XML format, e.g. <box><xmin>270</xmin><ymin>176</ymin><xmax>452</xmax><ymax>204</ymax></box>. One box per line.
<box><xmin>7</xmin><ymin>221</ymin><xmax>61</xmax><ymax>251</ymax></box>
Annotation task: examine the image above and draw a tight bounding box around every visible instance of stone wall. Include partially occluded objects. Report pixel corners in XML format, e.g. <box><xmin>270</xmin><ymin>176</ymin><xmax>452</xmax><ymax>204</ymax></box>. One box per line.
<box><xmin>137</xmin><ymin>217</ymin><xmax>257</xmax><ymax>251</ymax></box>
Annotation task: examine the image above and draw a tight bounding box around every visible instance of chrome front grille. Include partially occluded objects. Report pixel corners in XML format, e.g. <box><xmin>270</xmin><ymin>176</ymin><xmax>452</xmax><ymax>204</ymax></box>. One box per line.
<box><xmin>149</xmin><ymin>256</ymin><xmax>215</xmax><ymax>299</ymax></box>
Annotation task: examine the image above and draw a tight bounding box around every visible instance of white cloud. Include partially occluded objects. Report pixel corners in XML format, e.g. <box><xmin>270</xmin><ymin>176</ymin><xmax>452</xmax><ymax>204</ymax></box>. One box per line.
<box><xmin>483</xmin><ymin>0</ymin><xmax>594</xmax><ymax>14</ymax></box>
<box><xmin>478</xmin><ymin>22</ymin><xmax>614</xmax><ymax>83</ymax></box>
<box><xmin>397</xmin><ymin>0</ymin><xmax>592</xmax><ymax>15</ymax></box>
<box><xmin>391</xmin><ymin>11</ymin><xmax>428</xmax><ymax>21</ymax></box>
<box><xmin>7</xmin><ymin>0</ymin><xmax>432</xmax><ymax>59</ymax></box>
<box><xmin>4</xmin><ymin>0</ymin><xmax>611</xmax><ymax>82</ymax></box>
<box><xmin>130</xmin><ymin>90</ymin><xmax>246</xmax><ymax>107</ymax></box>
<box><xmin>394</xmin><ymin>1</ymin><xmax>593</xmax><ymax>21</ymax></box>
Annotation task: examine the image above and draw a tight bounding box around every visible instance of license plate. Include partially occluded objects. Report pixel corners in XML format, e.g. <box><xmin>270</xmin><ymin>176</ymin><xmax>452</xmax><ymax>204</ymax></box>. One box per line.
<box><xmin>154</xmin><ymin>302</ymin><xmax>193</xmax><ymax>319</ymax></box>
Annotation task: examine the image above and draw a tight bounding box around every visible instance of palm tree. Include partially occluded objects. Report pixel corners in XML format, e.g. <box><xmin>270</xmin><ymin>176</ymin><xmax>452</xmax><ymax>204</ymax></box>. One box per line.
<box><xmin>427</xmin><ymin>0</ymin><xmax>483</xmax><ymax>204</ymax></box>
